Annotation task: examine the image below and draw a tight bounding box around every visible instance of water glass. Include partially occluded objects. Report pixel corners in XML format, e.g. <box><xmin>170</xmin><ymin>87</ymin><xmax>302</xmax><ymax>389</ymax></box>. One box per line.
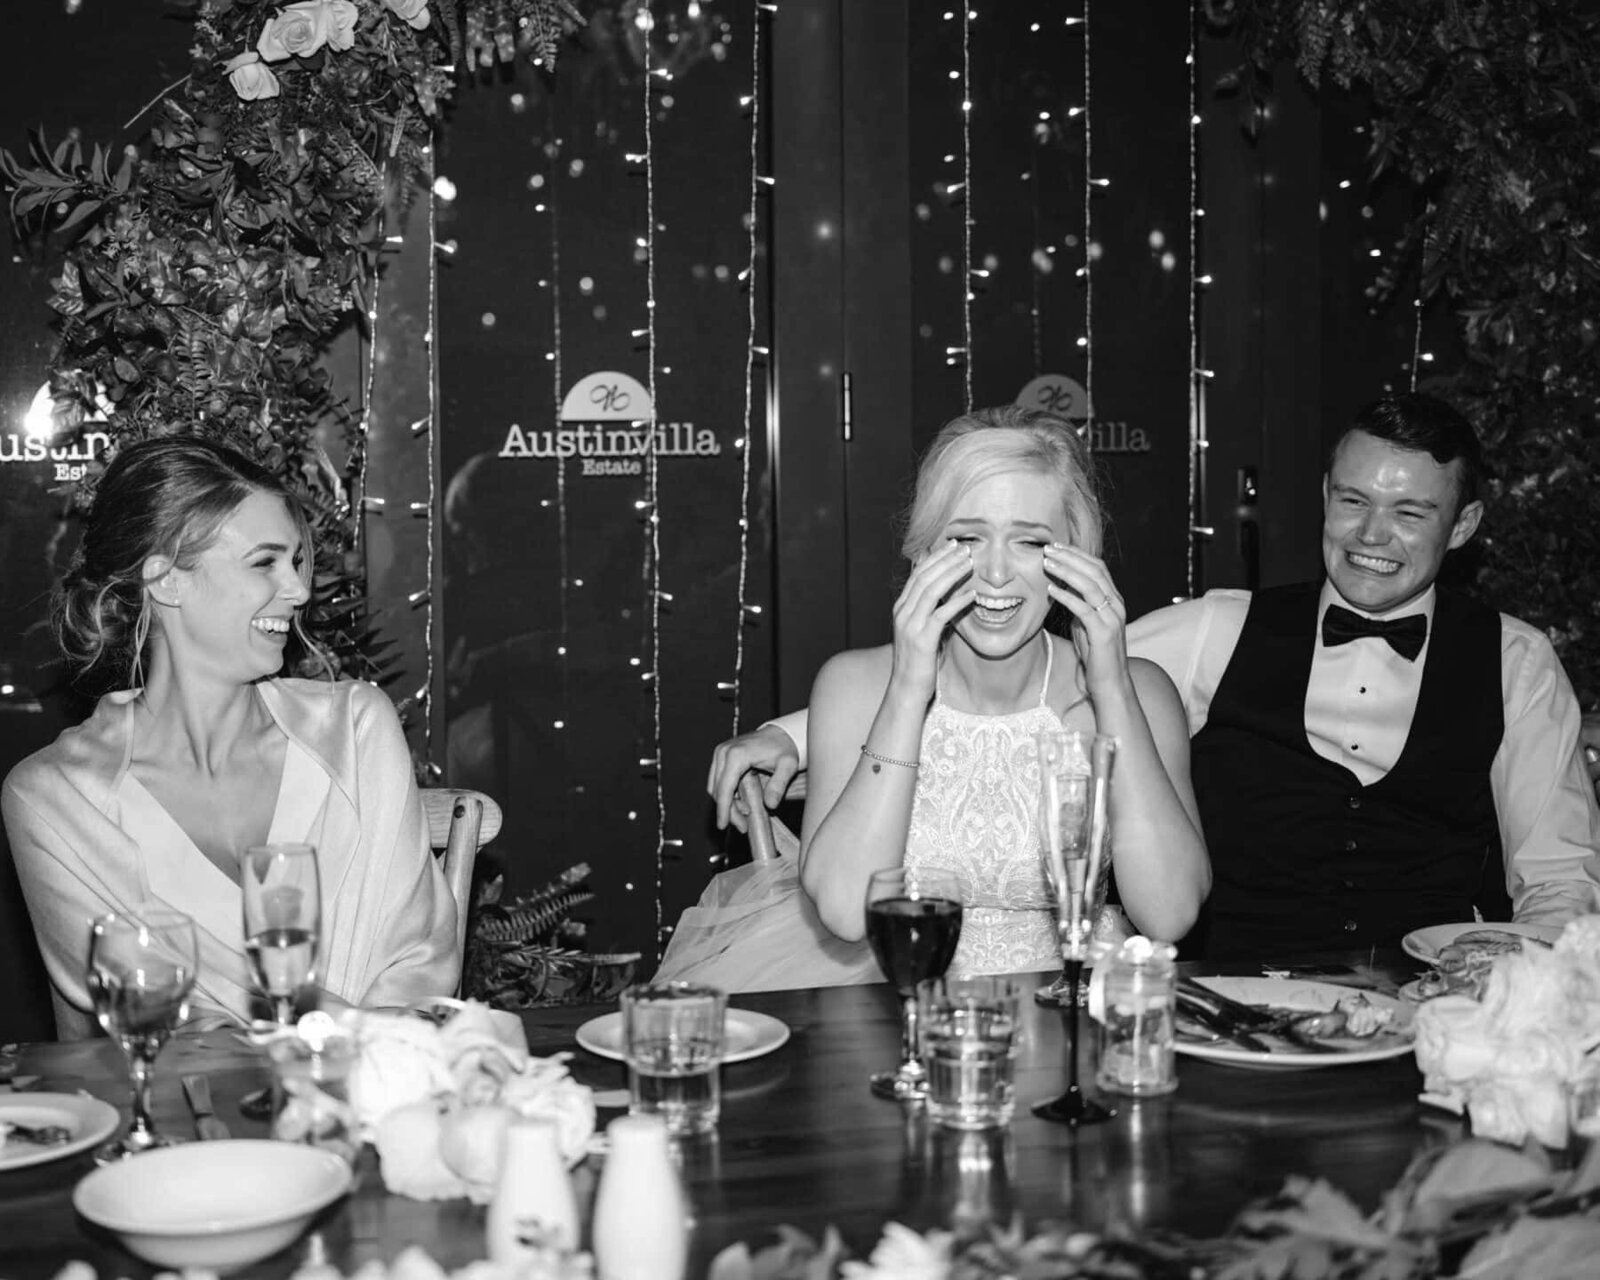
<box><xmin>919</xmin><ymin>975</ymin><xmax>1023</xmax><ymax>1129</ymax></box>
<box><xmin>1093</xmin><ymin>936</ymin><xmax>1178</xmax><ymax>1097</ymax></box>
<box><xmin>620</xmin><ymin>982</ymin><xmax>727</xmax><ymax>1136</ymax></box>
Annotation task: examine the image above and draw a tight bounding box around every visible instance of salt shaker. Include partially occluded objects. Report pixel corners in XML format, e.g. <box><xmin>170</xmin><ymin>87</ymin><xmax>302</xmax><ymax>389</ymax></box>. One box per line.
<box><xmin>486</xmin><ymin>1117</ymin><xmax>580</xmax><ymax>1265</ymax></box>
<box><xmin>1094</xmin><ymin>936</ymin><xmax>1178</xmax><ymax>1096</ymax></box>
<box><xmin>592</xmin><ymin>1114</ymin><xmax>688</xmax><ymax>1280</ymax></box>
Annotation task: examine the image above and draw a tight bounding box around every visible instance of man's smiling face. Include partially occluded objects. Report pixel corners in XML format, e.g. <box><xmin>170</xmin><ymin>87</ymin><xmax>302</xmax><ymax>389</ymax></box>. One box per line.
<box><xmin>1320</xmin><ymin>430</ymin><xmax>1483</xmax><ymax>615</ymax></box>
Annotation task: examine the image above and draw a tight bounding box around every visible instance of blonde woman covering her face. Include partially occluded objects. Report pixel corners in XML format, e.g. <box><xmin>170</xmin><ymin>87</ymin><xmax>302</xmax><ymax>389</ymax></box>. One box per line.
<box><xmin>798</xmin><ymin>406</ymin><xmax>1209</xmax><ymax>972</ymax></box>
<box><xmin>656</xmin><ymin>407</ymin><xmax>1209</xmax><ymax>991</ymax></box>
<box><xmin>1</xmin><ymin>436</ymin><xmax>458</xmax><ymax>1038</ymax></box>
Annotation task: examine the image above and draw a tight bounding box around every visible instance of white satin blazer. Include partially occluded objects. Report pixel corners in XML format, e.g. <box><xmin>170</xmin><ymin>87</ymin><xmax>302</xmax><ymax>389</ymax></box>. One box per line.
<box><xmin>2</xmin><ymin>677</ymin><xmax>459</xmax><ymax>1039</ymax></box>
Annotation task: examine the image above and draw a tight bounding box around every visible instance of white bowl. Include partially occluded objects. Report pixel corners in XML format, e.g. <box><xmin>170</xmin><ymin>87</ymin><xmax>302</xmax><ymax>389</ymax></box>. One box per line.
<box><xmin>74</xmin><ymin>1140</ymin><xmax>353</xmax><ymax>1273</ymax></box>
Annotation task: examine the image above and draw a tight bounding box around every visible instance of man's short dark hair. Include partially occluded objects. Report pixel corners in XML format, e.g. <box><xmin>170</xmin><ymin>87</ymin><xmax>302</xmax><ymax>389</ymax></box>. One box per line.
<box><xmin>1329</xmin><ymin>394</ymin><xmax>1485</xmax><ymax>515</ymax></box>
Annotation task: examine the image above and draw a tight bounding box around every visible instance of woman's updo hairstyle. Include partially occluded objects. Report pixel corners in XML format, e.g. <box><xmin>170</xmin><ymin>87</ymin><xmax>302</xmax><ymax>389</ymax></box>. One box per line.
<box><xmin>53</xmin><ymin>434</ymin><xmax>311</xmax><ymax>692</ymax></box>
<box><xmin>900</xmin><ymin>404</ymin><xmax>1102</xmax><ymax>561</ymax></box>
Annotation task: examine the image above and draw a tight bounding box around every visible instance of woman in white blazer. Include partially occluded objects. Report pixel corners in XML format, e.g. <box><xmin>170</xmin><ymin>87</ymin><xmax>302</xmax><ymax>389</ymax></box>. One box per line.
<box><xmin>2</xmin><ymin>435</ymin><xmax>458</xmax><ymax>1038</ymax></box>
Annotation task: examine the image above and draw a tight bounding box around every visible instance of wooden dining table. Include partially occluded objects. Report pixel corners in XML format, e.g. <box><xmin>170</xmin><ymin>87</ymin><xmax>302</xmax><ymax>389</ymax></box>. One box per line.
<box><xmin>0</xmin><ymin>952</ymin><xmax>1457</xmax><ymax>1279</ymax></box>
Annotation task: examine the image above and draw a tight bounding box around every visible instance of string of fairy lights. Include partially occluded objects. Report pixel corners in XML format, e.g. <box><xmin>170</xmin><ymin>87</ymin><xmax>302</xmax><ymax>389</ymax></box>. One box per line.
<box><xmin>1187</xmin><ymin>11</ymin><xmax>1209</xmax><ymax>599</ymax></box>
<box><xmin>722</xmin><ymin>0</ymin><xmax>769</xmax><ymax>774</ymax></box>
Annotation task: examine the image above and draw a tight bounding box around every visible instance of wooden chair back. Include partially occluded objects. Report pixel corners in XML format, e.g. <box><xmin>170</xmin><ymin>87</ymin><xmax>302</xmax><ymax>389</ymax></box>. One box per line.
<box><xmin>420</xmin><ymin>788</ymin><xmax>504</xmax><ymax>977</ymax></box>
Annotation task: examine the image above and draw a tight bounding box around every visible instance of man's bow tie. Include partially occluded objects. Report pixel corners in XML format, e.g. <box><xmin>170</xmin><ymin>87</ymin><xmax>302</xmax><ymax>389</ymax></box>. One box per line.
<box><xmin>1321</xmin><ymin>604</ymin><xmax>1427</xmax><ymax>661</ymax></box>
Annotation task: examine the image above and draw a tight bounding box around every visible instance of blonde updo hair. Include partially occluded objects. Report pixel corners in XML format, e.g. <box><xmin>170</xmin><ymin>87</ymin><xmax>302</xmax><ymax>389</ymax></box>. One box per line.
<box><xmin>53</xmin><ymin>434</ymin><xmax>317</xmax><ymax>693</ymax></box>
<box><xmin>900</xmin><ymin>405</ymin><xmax>1102</xmax><ymax>561</ymax></box>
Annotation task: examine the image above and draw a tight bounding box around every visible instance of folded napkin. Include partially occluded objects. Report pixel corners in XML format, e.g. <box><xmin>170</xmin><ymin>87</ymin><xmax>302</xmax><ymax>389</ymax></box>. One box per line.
<box><xmin>342</xmin><ymin>1001</ymin><xmax>595</xmax><ymax>1203</ymax></box>
<box><xmin>1415</xmin><ymin>917</ymin><xmax>1600</xmax><ymax>1148</ymax></box>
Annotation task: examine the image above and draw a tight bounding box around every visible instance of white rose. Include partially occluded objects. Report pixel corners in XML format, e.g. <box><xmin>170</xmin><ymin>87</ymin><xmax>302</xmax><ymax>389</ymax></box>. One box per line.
<box><xmin>840</xmin><ymin>1223</ymin><xmax>953</xmax><ymax>1280</ymax></box>
<box><xmin>1497</xmin><ymin>1029</ymin><xmax>1583</xmax><ymax>1083</ymax></box>
<box><xmin>500</xmin><ymin>1071</ymin><xmax>596</xmax><ymax>1166</ymax></box>
<box><xmin>1556</xmin><ymin>915</ymin><xmax>1600</xmax><ymax>964</ymax></box>
<box><xmin>1463</xmin><ymin>1078</ymin><xmax>1531</xmax><ymax>1146</ymax></box>
<box><xmin>1413</xmin><ymin>996</ymin><xmax>1499</xmax><ymax>1087</ymax></box>
<box><xmin>258</xmin><ymin>0</ymin><xmax>338</xmax><ymax>61</ymax></box>
<box><xmin>325</xmin><ymin>0</ymin><xmax>359</xmax><ymax>51</ymax></box>
<box><xmin>382</xmin><ymin>0</ymin><xmax>432</xmax><ymax>30</ymax></box>
<box><xmin>346</xmin><ymin>1014</ymin><xmax>454</xmax><ymax>1137</ymax></box>
<box><xmin>225</xmin><ymin>51</ymin><xmax>282</xmax><ymax>100</ymax></box>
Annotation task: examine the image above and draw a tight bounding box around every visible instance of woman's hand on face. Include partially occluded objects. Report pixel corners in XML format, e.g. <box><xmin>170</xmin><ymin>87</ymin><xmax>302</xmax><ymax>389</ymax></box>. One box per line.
<box><xmin>890</xmin><ymin>540</ymin><xmax>975</xmax><ymax>697</ymax></box>
<box><xmin>1043</xmin><ymin>543</ymin><xmax>1130</xmax><ymax>694</ymax></box>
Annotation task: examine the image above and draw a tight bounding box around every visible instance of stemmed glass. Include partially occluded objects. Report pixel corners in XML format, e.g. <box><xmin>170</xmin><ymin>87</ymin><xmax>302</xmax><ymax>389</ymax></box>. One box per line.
<box><xmin>864</xmin><ymin>865</ymin><xmax>964</xmax><ymax>1101</ymax></box>
<box><xmin>86</xmin><ymin>907</ymin><xmax>200</xmax><ymax>1160</ymax></box>
<box><xmin>1032</xmin><ymin>728</ymin><xmax>1117</xmax><ymax>1125</ymax></box>
<box><xmin>1032</xmin><ymin>732</ymin><xmax>1115</xmax><ymax>1009</ymax></box>
<box><xmin>242</xmin><ymin>842</ymin><xmax>323</xmax><ymax>1027</ymax></box>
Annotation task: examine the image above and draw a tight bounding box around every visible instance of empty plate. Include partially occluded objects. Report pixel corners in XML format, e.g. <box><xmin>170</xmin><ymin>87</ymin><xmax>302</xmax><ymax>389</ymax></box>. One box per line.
<box><xmin>576</xmin><ymin>1008</ymin><xmax>790</xmax><ymax>1064</ymax></box>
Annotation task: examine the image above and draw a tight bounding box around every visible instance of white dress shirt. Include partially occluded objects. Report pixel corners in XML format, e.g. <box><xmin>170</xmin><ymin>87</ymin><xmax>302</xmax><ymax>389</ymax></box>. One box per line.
<box><xmin>767</xmin><ymin>583</ymin><xmax>1600</xmax><ymax>925</ymax></box>
<box><xmin>1127</xmin><ymin>584</ymin><xmax>1600</xmax><ymax>926</ymax></box>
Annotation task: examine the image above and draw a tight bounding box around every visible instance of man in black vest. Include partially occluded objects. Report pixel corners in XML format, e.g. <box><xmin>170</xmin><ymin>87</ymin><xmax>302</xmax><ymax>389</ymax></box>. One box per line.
<box><xmin>709</xmin><ymin>394</ymin><xmax>1600</xmax><ymax>960</ymax></box>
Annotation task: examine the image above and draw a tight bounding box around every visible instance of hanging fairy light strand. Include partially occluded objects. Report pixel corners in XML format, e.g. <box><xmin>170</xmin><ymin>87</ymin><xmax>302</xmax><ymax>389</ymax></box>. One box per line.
<box><xmin>641</xmin><ymin>0</ymin><xmax>668</xmax><ymax>955</ymax></box>
<box><xmin>353</xmin><ymin>171</ymin><xmax>390</xmax><ymax>566</ymax></box>
<box><xmin>419</xmin><ymin>170</ymin><xmax>440</xmax><ymax>767</ymax></box>
<box><xmin>548</xmin><ymin>123</ymin><xmax>571</xmax><ymax>752</ymax></box>
<box><xmin>960</xmin><ymin>3</ymin><xmax>974</xmax><ymax>410</ymax></box>
<box><xmin>1080</xmin><ymin>1</ymin><xmax>1095</xmax><ymax>431</ymax></box>
<box><xmin>726</xmin><ymin>1</ymin><xmax>768</xmax><ymax>747</ymax></box>
<box><xmin>1409</xmin><ymin>292</ymin><xmax>1424</xmax><ymax>391</ymax></box>
<box><xmin>1186</xmin><ymin>19</ymin><xmax>1206</xmax><ymax>598</ymax></box>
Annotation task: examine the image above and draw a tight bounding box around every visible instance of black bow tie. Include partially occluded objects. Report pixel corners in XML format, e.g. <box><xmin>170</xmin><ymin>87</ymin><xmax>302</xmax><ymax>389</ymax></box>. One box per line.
<box><xmin>1321</xmin><ymin>604</ymin><xmax>1428</xmax><ymax>661</ymax></box>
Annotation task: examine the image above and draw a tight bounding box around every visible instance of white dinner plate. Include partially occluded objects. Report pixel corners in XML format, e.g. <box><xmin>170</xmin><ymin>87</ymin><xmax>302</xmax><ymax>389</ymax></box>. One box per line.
<box><xmin>0</xmin><ymin>1092</ymin><xmax>120</xmax><ymax>1171</ymax></box>
<box><xmin>1401</xmin><ymin>921</ymin><xmax>1561</xmax><ymax>963</ymax></box>
<box><xmin>1175</xmin><ymin>976</ymin><xmax>1414</xmax><ymax>1071</ymax></box>
<box><xmin>576</xmin><ymin>1009</ymin><xmax>790</xmax><ymax>1064</ymax></box>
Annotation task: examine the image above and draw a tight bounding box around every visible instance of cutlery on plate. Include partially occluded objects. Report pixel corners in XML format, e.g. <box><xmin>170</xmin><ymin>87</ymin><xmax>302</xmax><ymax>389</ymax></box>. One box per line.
<box><xmin>181</xmin><ymin>1074</ymin><xmax>232</xmax><ymax>1141</ymax></box>
<box><xmin>1178</xmin><ymin>980</ymin><xmax>1339</xmax><ymax>1054</ymax></box>
<box><xmin>1174</xmin><ymin>993</ymin><xmax>1275</xmax><ymax>1052</ymax></box>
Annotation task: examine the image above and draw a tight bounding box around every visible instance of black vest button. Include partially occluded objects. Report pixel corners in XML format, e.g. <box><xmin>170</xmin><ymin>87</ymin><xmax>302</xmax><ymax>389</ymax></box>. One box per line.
<box><xmin>1344</xmin><ymin>839</ymin><xmax>1358</xmax><ymax>852</ymax></box>
<box><xmin>1347</xmin><ymin>795</ymin><xmax>1362</xmax><ymax>809</ymax></box>
<box><xmin>1342</xmin><ymin>879</ymin><xmax>1356</xmax><ymax>890</ymax></box>
<box><xmin>1343</xmin><ymin>919</ymin><xmax>1359</xmax><ymax>932</ymax></box>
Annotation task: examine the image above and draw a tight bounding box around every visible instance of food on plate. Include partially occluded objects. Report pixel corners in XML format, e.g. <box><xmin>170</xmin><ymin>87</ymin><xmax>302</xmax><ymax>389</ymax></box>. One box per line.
<box><xmin>1264</xmin><ymin>992</ymin><xmax>1397</xmax><ymax>1041</ymax></box>
<box><xmin>1414</xmin><ymin>928</ymin><xmax>1539</xmax><ymax>999</ymax></box>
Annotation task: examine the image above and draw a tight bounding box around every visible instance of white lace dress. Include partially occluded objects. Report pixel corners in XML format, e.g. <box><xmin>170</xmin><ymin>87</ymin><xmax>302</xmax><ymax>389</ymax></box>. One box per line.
<box><xmin>903</xmin><ymin>640</ymin><xmax>1068</xmax><ymax>976</ymax></box>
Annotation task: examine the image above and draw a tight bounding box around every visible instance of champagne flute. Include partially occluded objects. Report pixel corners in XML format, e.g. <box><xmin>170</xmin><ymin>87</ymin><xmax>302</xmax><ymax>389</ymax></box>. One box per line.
<box><xmin>865</xmin><ymin>865</ymin><xmax>963</xmax><ymax>1101</ymax></box>
<box><xmin>86</xmin><ymin>908</ymin><xmax>200</xmax><ymax>1160</ymax></box>
<box><xmin>242</xmin><ymin>842</ymin><xmax>323</xmax><ymax>1027</ymax></box>
<box><xmin>1033</xmin><ymin>728</ymin><xmax>1116</xmax><ymax>1126</ymax></box>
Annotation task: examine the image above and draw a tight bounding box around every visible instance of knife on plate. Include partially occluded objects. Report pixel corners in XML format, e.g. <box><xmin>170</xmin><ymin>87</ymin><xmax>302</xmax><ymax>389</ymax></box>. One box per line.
<box><xmin>181</xmin><ymin>1074</ymin><xmax>232</xmax><ymax>1141</ymax></box>
<box><xmin>1178</xmin><ymin>979</ymin><xmax>1339</xmax><ymax>1054</ymax></box>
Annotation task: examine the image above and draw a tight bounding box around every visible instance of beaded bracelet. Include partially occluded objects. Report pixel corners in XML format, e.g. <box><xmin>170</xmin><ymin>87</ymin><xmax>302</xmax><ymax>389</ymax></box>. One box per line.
<box><xmin>861</xmin><ymin>744</ymin><xmax>920</xmax><ymax>773</ymax></box>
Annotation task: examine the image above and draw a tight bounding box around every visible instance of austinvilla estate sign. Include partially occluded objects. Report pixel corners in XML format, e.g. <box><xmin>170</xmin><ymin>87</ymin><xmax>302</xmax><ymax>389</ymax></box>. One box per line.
<box><xmin>497</xmin><ymin>372</ymin><xmax>722</xmax><ymax>477</ymax></box>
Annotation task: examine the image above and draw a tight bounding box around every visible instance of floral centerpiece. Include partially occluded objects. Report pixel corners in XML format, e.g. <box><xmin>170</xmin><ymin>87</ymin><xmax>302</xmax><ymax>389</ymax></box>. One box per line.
<box><xmin>266</xmin><ymin>1000</ymin><xmax>596</xmax><ymax>1203</ymax></box>
<box><xmin>1414</xmin><ymin>917</ymin><xmax>1600</xmax><ymax>1148</ymax></box>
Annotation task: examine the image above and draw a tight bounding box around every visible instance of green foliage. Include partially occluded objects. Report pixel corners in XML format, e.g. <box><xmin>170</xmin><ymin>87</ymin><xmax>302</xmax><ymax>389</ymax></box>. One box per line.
<box><xmin>0</xmin><ymin>0</ymin><xmax>583</xmax><ymax>682</ymax></box>
<box><xmin>1206</xmin><ymin>0</ymin><xmax>1600</xmax><ymax>705</ymax></box>
<box><xmin>464</xmin><ymin>862</ymin><xmax>641</xmax><ymax>1007</ymax></box>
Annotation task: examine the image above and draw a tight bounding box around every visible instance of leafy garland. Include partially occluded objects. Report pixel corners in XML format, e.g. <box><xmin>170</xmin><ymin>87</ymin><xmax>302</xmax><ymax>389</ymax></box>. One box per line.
<box><xmin>708</xmin><ymin>1137</ymin><xmax>1600</xmax><ymax>1280</ymax></box>
<box><xmin>1205</xmin><ymin>0</ymin><xmax>1600</xmax><ymax>706</ymax></box>
<box><xmin>0</xmin><ymin>0</ymin><xmax>580</xmax><ymax>684</ymax></box>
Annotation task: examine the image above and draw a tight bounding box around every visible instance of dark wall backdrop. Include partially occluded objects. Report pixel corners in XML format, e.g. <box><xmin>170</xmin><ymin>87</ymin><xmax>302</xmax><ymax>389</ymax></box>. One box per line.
<box><xmin>436</xmin><ymin>6</ymin><xmax>773</xmax><ymax>961</ymax></box>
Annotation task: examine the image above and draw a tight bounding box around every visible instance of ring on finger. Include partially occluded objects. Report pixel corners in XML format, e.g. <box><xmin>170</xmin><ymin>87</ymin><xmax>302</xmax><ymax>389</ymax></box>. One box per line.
<box><xmin>1094</xmin><ymin>597</ymin><xmax>1112</xmax><ymax>613</ymax></box>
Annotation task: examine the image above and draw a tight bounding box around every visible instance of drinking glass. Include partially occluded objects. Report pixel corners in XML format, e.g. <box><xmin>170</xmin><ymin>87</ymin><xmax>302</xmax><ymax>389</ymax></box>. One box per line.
<box><xmin>86</xmin><ymin>908</ymin><xmax>200</xmax><ymax>1160</ymax></box>
<box><xmin>1033</xmin><ymin>729</ymin><xmax>1116</xmax><ymax>1009</ymax></box>
<box><xmin>620</xmin><ymin>982</ymin><xmax>727</xmax><ymax>1136</ymax></box>
<box><xmin>864</xmin><ymin>865</ymin><xmax>964</xmax><ymax>1101</ymax></box>
<box><xmin>242</xmin><ymin>842</ymin><xmax>322</xmax><ymax>1027</ymax></box>
<box><xmin>1033</xmin><ymin>728</ymin><xmax>1116</xmax><ymax>1125</ymax></box>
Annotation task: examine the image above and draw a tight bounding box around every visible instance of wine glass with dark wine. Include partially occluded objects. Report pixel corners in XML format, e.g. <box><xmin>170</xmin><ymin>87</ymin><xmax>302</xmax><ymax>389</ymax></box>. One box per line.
<box><xmin>865</xmin><ymin>865</ymin><xmax>963</xmax><ymax>1101</ymax></box>
<box><xmin>1033</xmin><ymin>727</ymin><xmax>1116</xmax><ymax>1126</ymax></box>
<box><xmin>242</xmin><ymin>842</ymin><xmax>322</xmax><ymax>1027</ymax></box>
<box><xmin>86</xmin><ymin>907</ymin><xmax>200</xmax><ymax>1160</ymax></box>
